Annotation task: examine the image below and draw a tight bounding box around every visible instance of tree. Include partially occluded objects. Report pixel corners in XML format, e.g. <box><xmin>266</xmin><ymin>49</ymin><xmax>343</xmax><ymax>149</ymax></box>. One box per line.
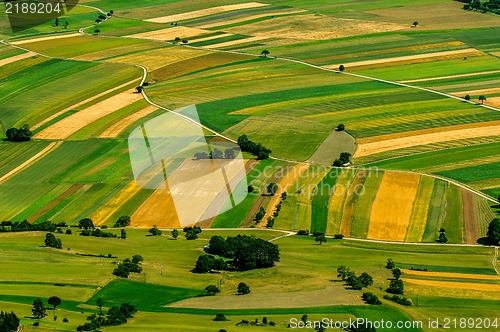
<box><xmin>106</xmin><ymin>306</ymin><xmax>127</xmax><ymax>325</ymax></box>
<box><xmin>185</xmin><ymin>230</ymin><xmax>198</xmax><ymax>240</ymax></box>
<box><xmin>96</xmin><ymin>297</ymin><xmax>104</xmax><ymax>315</ymax></box>
<box><xmin>5</xmin><ymin>125</ymin><xmax>32</xmax><ymax>142</ymax></box>
<box><xmin>337</xmin><ymin>266</ymin><xmax>351</xmax><ymax>281</ymax></box>
<box><xmin>55</xmin><ymin>17</ymin><xmax>59</xmax><ymax>26</ymax></box>
<box><xmin>247</xmin><ymin>185</ymin><xmax>254</xmax><ymax>193</ymax></box>
<box><xmin>339</xmin><ymin>65</ymin><xmax>345</xmax><ymax>72</ymax></box>
<box><xmin>64</xmin><ymin>21</ymin><xmax>69</xmax><ymax>29</ymax></box>
<box><xmin>261</xmin><ymin>49</ymin><xmax>270</xmax><ymax>57</ymax></box>
<box><xmin>385</xmin><ymin>258</ymin><xmax>395</xmax><ymax>269</ymax></box>
<box><xmin>392</xmin><ymin>268</ymin><xmax>402</xmax><ymax>280</ymax></box>
<box><xmin>114</xmin><ymin>216</ymin><xmax>131</xmax><ymax>227</ymax></box>
<box><xmin>281</xmin><ymin>192</ymin><xmax>287</xmax><ymax>200</ymax></box>
<box><xmin>48</xmin><ymin>296</ymin><xmax>61</xmax><ymax>310</ymax></box>
<box><xmin>267</xmin><ymin>183</ymin><xmax>278</xmax><ymax>195</ymax></box>
<box><xmin>333</xmin><ymin>159</ymin><xmax>343</xmax><ymax>167</ymax></box>
<box><xmin>339</xmin><ymin>152</ymin><xmax>351</xmax><ymax>164</ymax></box>
<box><xmin>45</xmin><ymin>233</ymin><xmax>62</xmax><ymax>249</ymax></box>
<box><xmin>32</xmin><ymin>298</ymin><xmax>47</xmax><ymax>322</ymax></box>
<box><xmin>94</xmin><ymin>29</ymin><xmax>101</xmax><ymax>34</ymax></box>
<box><xmin>346</xmin><ymin>275</ymin><xmax>363</xmax><ymax>290</ymax></box>
<box><xmin>362</xmin><ymin>292</ymin><xmax>381</xmax><ymax>305</ymax></box>
<box><xmin>135</xmin><ymin>86</ymin><xmax>143</xmax><ymax>93</ymax></box>
<box><xmin>213</xmin><ymin>313</ymin><xmax>228</xmax><ymax>321</ymax></box>
<box><xmin>120</xmin><ymin>229</ymin><xmax>127</xmax><ymax>239</ymax></box>
<box><xmin>224</xmin><ymin>149</ymin><xmax>236</xmax><ymax>159</ymax></box>
<box><xmin>132</xmin><ymin>255</ymin><xmax>143</xmax><ymax>264</ymax></box>
<box><xmin>212</xmin><ymin>258</ymin><xmax>226</xmax><ymax>271</ymax></box>
<box><xmin>78</xmin><ymin>218</ymin><xmax>94</xmax><ymax>230</ymax></box>
<box><xmin>148</xmin><ymin>225</ymin><xmax>162</xmax><ymax>236</ymax></box>
<box><xmin>171</xmin><ymin>229</ymin><xmax>179</xmax><ymax>240</ymax></box>
<box><xmin>174</xmin><ymin>37</ymin><xmax>181</xmax><ymax>43</ymax></box>
<box><xmin>413</xmin><ymin>21</ymin><xmax>419</xmax><ymax>27</ymax></box>
<box><xmin>208</xmin><ymin>235</ymin><xmax>228</xmax><ymax>256</ymax></box>
<box><xmin>315</xmin><ymin>235</ymin><xmax>327</xmax><ymax>245</ymax></box>
<box><xmin>479</xmin><ymin>95</ymin><xmax>487</xmax><ymax>104</ymax></box>
<box><xmin>65</xmin><ymin>229</ymin><xmax>72</xmax><ymax>235</ymax></box>
<box><xmin>182</xmin><ymin>39</ymin><xmax>188</xmax><ymax>44</ymax></box>
<box><xmin>301</xmin><ymin>314</ymin><xmax>308</xmax><ymax>324</ymax></box>
<box><xmin>387</xmin><ymin>279</ymin><xmax>404</xmax><ymax>294</ymax></box>
<box><xmin>337</xmin><ymin>123</ymin><xmax>345</xmax><ymax>131</ymax></box>
<box><xmin>195</xmin><ymin>254</ymin><xmax>215</xmax><ymax>273</ymax></box>
<box><xmin>237</xmin><ymin>282</ymin><xmax>250</xmax><ymax>295</ymax></box>
<box><xmin>438</xmin><ymin>232</ymin><xmax>448</xmax><ymax>243</ymax></box>
<box><xmin>359</xmin><ymin>272</ymin><xmax>373</xmax><ymax>287</ymax></box>
<box><xmin>464</xmin><ymin>94</ymin><xmax>471</xmax><ymax>101</ymax></box>
<box><xmin>487</xmin><ymin>218</ymin><xmax>500</xmax><ymax>245</ymax></box>
<box><xmin>211</xmin><ymin>148</ymin><xmax>224</xmax><ymax>159</ymax></box>
<box><xmin>0</xmin><ymin>311</ymin><xmax>20</xmax><ymax>331</ymax></box>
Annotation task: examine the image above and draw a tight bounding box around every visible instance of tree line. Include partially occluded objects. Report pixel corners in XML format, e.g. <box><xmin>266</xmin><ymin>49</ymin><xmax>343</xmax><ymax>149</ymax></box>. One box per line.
<box><xmin>194</xmin><ymin>148</ymin><xmax>236</xmax><ymax>160</ymax></box>
<box><xmin>237</xmin><ymin>134</ymin><xmax>272</xmax><ymax>159</ymax></box>
<box><xmin>459</xmin><ymin>0</ymin><xmax>500</xmax><ymax>14</ymax></box>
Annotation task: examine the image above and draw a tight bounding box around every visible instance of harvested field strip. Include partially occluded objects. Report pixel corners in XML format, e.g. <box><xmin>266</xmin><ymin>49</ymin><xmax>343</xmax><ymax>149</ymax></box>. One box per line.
<box><xmin>339</xmin><ymin>170</ymin><xmax>368</xmax><ymax>237</ymax></box>
<box><xmin>189</xmin><ymin>33</ymin><xmax>234</xmax><ymax>43</ymax></box>
<box><xmin>367</xmin><ymin>172</ymin><xmax>419</xmax><ymax>241</ymax></box>
<box><xmin>355</xmin><ymin>124</ymin><xmax>500</xmax><ymax>158</ymax></box>
<box><xmin>10</xmin><ymin>33</ymin><xmax>82</xmax><ymax>45</ymax></box>
<box><xmin>462</xmin><ymin>189</ymin><xmax>477</xmax><ymax>245</ymax></box>
<box><xmin>476</xmin><ymin>196</ymin><xmax>496</xmax><ymax>237</ymax></box>
<box><xmin>71</xmin><ymin>42</ymin><xmax>166</xmax><ymax>61</ymax></box>
<box><xmin>0</xmin><ymin>142</ymin><xmax>60</xmax><ymax>184</ymax></box>
<box><xmin>0</xmin><ymin>52</ymin><xmax>36</xmax><ymax>67</ymax></box>
<box><xmin>90</xmin><ymin>181</ymin><xmax>142</xmax><ymax>226</ymax></box>
<box><xmin>27</xmin><ymin>183</ymin><xmax>83</xmax><ymax>223</ymax></box>
<box><xmin>145</xmin><ymin>2</ymin><xmax>268</xmax><ymax>23</ymax></box>
<box><xmin>451</xmin><ymin>87</ymin><xmax>500</xmax><ymax>97</ymax></box>
<box><xmin>400</xmin><ymin>70</ymin><xmax>500</xmax><ymax>83</ymax></box>
<box><xmin>35</xmin><ymin>88</ymin><xmax>143</xmax><ymax>140</ymax></box>
<box><xmin>241</xmin><ymin>162</ymin><xmax>290</xmax><ymax>227</ymax></box>
<box><xmin>326</xmin><ymin>48</ymin><xmax>481</xmax><ymax>69</ymax></box>
<box><xmin>401</xmin><ymin>269</ymin><xmax>499</xmax><ymax>281</ymax></box>
<box><xmin>32</xmin><ymin>79</ymin><xmax>141</xmax><ymax>130</ymax></box>
<box><xmin>442</xmin><ymin>184</ymin><xmax>464</xmax><ymax>244</ymax></box>
<box><xmin>127</xmin><ymin>26</ymin><xmax>210</xmax><ymax>40</ymax></box>
<box><xmin>198</xmin><ymin>9</ymin><xmax>306</xmax><ymax>29</ymax></box>
<box><xmin>261</xmin><ymin>163</ymin><xmax>309</xmax><ymax>227</ymax></box>
<box><xmin>402</xmin><ymin>278</ymin><xmax>500</xmax><ymax>291</ymax></box>
<box><xmin>207</xmin><ymin>36</ymin><xmax>269</xmax><ymax>48</ymax></box>
<box><xmin>99</xmin><ymin>105</ymin><xmax>158</xmax><ymax>138</ymax></box>
<box><xmin>422</xmin><ymin>181</ymin><xmax>448</xmax><ymax>242</ymax></box>
<box><xmin>326</xmin><ymin>169</ymin><xmax>357</xmax><ymax>235</ymax></box>
<box><xmin>405</xmin><ymin>176</ymin><xmax>435</xmax><ymax>242</ymax></box>
<box><xmin>310</xmin><ymin>169</ymin><xmax>338</xmax><ymax>234</ymax></box>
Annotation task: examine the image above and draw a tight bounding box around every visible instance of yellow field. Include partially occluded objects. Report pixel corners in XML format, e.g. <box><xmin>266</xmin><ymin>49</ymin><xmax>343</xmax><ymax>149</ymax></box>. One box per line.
<box><xmin>404</xmin><ymin>176</ymin><xmax>434</xmax><ymax>242</ymax></box>
<box><xmin>355</xmin><ymin>123</ymin><xmax>500</xmax><ymax>158</ymax></box>
<box><xmin>145</xmin><ymin>2</ymin><xmax>268</xmax><ymax>23</ymax></box>
<box><xmin>10</xmin><ymin>33</ymin><xmax>81</xmax><ymax>45</ymax></box>
<box><xmin>402</xmin><ymin>269</ymin><xmax>500</xmax><ymax>281</ymax></box>
<box><xmin>0</xmin><ymin>51</ymin><xmax>36</xmax><ymax>67</ymax></box>
<box><xmin>326</xmin><ymin>170</ymin><xmax>357</xmax><ymax>235</ymax></box>
<box><xmin>451</xmin><ymin>87</ymin><xmax>500</xmax><ymax>97</ymax></box>
<box><xmin>35</xmin><ymin>88</ymin><xmax>143</xmax><ymax>140</ymax></box>
<box><xmin>402</xmin><ymin>278</ymin><xmax>500</xmax><ymax>292</ymax></box>
<box><xmin>127</xmin><ymin>26</ymin><xmax>210</xmax><ymax>41</ymax></box>
<box><xmin>91</xmin><ymin>181</ymin><xmax>142</xmax><ymax>226</ymax></box>
<box><xmin>208</xmin><ymin>36</ymin><xmax>269</xmax><ymax>48</ymax></box>
<box><xmin>339</xmin><ymin>171</ymin><xmax>368</xmax><ymax>237</ymax></box>
<box><xmin>32</xmin><ymin>79</ymin><xmax>141</xmax><ymax>130</ymax></box>
<box><xmin>261</xmin><ymin>163</ymin><xmax>309</xmax><ymax>226</ymax></box>
<box><xmin>325</xmin><ymin>48</ymin><xmax>481</xmax><ymax>70</ymax></box>
<box><xmin>367</xmin><ymin>172</ymin><xmax>420</xmax><ymax>241</ymax></box>
<box><xmin>99</xmin><ymin>105</ymin><xmax>158</xmax><ymax>138</ymax></box>
<box><xmin>197</xmin><ymin>9</ymin><xmax>307</xmax><ymax>29</ymax></box>
<box><xmin>189</xmin><ymin>33</ymin><xmax>234</xmax><ymax>43</ymax></box>
<box><xmin>400</xmin><ymin>69</ymin><xmax>500</xmax><ymax>83</ymax></box>
<box><xmin>71</xmin><ymin>42</ymin><xmax>164</xmax><ymax>61</ymax></box>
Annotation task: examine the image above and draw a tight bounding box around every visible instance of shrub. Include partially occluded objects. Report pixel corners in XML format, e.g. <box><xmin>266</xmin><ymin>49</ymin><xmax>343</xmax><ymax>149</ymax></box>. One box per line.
<box><xmin>213</xmin><ymin>313</ymin><xmax>228</xmax><ymax>321</ymax></box>
<box><xmin>362</xmin><ymin>292</ymin><xmax>381</xmax><ymax>305</ymax></box>
<box><xmin>297</xmin><ymin>230</ymin><xmax>309</xmax><ymax>236</ymax></box>
<box><xmin>334</xmin><ymin>234</ymin><xmax>344</xmax><ymax>239</ymax></box>
<box><xmin>237</xmin><ymin>282</ymin><xmax>250</xmax><ymax>295</ymax></box>
<box><xmin>63</xmin><ymin>317</ymin><xmax>69</xmax><ymax>322</ymax></box>
<box><xmin>65</xmin><ymin>229</ymin><xmax>72</xmax><ymax>235</ymax></box>
<box><xmin>387</xmin><ymin>279</ymin><xmax>404</xmax><ymax>294</ymax></box>
<box><xmin>385</xmin><ymin>258</ymin><xmax>395</xmax><ymax>269</ymax></box>
<box><xmin>383</xmin><ymin>294</ymin><xmax>412</xmax><ymax>306</ymax></box>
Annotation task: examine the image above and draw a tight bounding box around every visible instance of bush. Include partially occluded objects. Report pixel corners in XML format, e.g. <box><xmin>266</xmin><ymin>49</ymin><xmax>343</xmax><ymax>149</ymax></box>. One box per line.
<box><xmin>213</xmin><ymin>313</ymin><xmax>228</xmax><ymax>321</ymax></box>
<box><xmin>237</xmin><ymin>282</ymin><xmax>250</xmax><ymax>295</ymax></box>
<box><xmin>63</xmin><ymin>317</ymin><xmax>69</xmax><ymax>322</ymax></box>
<box><xmin>333</xmin><ymin>159</ymin><xmax>343</xmax><ymax>167</ymax></box>
<box><xmin>114</xmin><ymin>216</ymin><xmax>131</xmax><ymax>227</ymax></box>
<box><xmin>334</xmin><ymin>234</ymin><xmax>344</xmax><ymax>239</ymax></box>
<box><xmin>337</xmin><ymin>123</ymin><xmax>345</xmax><ymax>131</ymax></box>
<box><xmin>65</xmin><ymin>229</ymin><xmax>72</xmax><ymax>235</ymax></box>
<box><xmin>387</xmin><ymin>279</ymin><xmax>404</xmax><ymax>294</ymax></box>
<box><xmin>205</xmin><ymin>285</ymin><xmax>220</xmax><ymax>294</ymax></box>
<box><xmin>148</xmin><ymin>225</ymin><xmax>162</xmax><ymax>236</ymax></box>
<box><xmin>297</xmin><ymin>230</ymin><xmax>309</xmax><ymax>236</ymax></box>
<box><xmin>383</xmin><ymin>294</ymin><xmax>412</xmax><ymax>306</ymax></box>
<box><xmin>362</xmin><ymin>292</ymin><xmax>381</xmax><ymax>305</ymax></box>
<box><xmin>385</xmin><ymin>258</ymin><xmax>395</xmax><ymax>269</ymax></box>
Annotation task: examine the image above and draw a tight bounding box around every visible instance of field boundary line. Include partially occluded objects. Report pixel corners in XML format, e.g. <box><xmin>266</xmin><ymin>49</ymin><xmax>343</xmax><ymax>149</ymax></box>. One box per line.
<box><xmin>0</xmin><ymin>142</ymin><xmax>60</xmax><ymax>184</ymax></box>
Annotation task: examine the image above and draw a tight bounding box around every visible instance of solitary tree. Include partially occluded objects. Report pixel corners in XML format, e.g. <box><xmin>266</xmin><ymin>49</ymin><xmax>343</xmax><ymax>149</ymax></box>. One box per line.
<box><xmin>45</xmin><ymin>233</ymin><xmax>62</xmax><ymax>249</ymax></box>
<box><xmin>237</xmin><ymin>282</ymin><xmax>251</xmax><ymax>295</ymax></box>
<box><xmin>182</xmin><ymin>39</ymin><xmax>188</xmax><ymax>44</ymax></box>
<box><xmin>413</xmin><ymin>21</ymin><xmax>419</xmax><ymax>27</ymax></box>
<box><xmin>55</xmin><ymin>17</ymin><xmax>59</xmax><ymax>26</ymax></box>
<box><xmin>479</xmin><ymin>95</ymin><xmax>487</xmax><ymax>104</ymax></box>
<box><xmin>94</xmin><ymin>29</ymin><xmax>101</xmax><ymax>34</ymax></box>
<box><xmin>464</xmin><ymin>94</ymin><xmax>471</xmax><ymax>101</ymax></box>
<box><xmin>438</xmin><ymin>232</ymin><xmax>448</xmax><ymax>243</ymax></box>
<box><xmin>261</xmin><ymin>49</ymin><xmax>270</xmax><ymax>57</ymax></box>
<box><xmin>337</xmin><ymin>123</ymin><xmax>345</xmax><ymax>131</ymax></box>
<box><xmin>247</xmin><ymin>185</ymin><xmax>254</xmax><ymax>193</ymax></box>
<box><xmin>115</xmin><ymin>216</ymin><xmax>131</xmax><ymax>227</ymax></box>
<box><xmin>315</xmin><ymin>235</ymin><xmax>327</xmax><ymax>245</ymax></box>
<box><xmin>174</xmin><ymin>37</ymin><xmax>181</xmax><ymax>43</ymax></box>
<box><xmin>339</xmin><ymin>64</ymin><xmax>345</xmax><ymax>72</ymax></box>
<box><xmin>63</xmin><ymin>21</ymin><xmax>69</xmax><ymax>29</ymax></box>
<box><xmin>96</xmin><ymin>297</ymin><xmax>104</xmax><ymax>315</ymax></box>
<box><xmin>148</xmin><ymin>225</ymin><xmax>162</xmax><ymax>236</ymax></box>
<box><xmin>135</xmin><ymin>86</ymin><xmax>143</xmax><ymax>93</ymax></box>
<box><xmin>267</xmin><ymin>183</ymin><xmax>278</xmax><ymax>195</ymax></box>
<box><xmin>48</xmin><ymin>296</ymin><xmax>61</xmax><ymax>310</ymax></box>
<box><xmin>32</xmin><ymin>298</ymin><xmax>47</xmax><ymax>323</ymax></box>
<box><xmin>171</xmin><ymin>229</ymin><xmax>179</xmax><ymax>240</ymax></box>
<box><xmin>487</xmin><ymin>218</ymin><xmax>500</xmax><ymax>245</ymax></box>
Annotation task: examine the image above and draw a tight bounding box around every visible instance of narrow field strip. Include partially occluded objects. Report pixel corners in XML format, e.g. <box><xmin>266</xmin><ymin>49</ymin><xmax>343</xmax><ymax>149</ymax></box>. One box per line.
<box><xmin>405</xmin><ymin>176</ymin><xmax>435</xmax><ymax>242</ymax></box>
<box><xmin>451</xmin><ymin>87</ymin><xmax>500</xmax><ymax>97</ymax></box>
<box><xmin>10</xmin><ymin>33</ymin><xmax>82</xmax><ymax>45</ymax></box>
<box><xmin>35</xmin><ymin>88</ymin><xmax>143</xmax><ymax>140</ymax></box>
<box><xmin>326</xmin><ymin>169</ymin><xmax>357</xmax><ymax>235</ymax></box>
<box><xmin>27</xmin><ymin>183</ymin><xmax>83</xmax><ymax>223</ymax></box>
<box><xmin>188</xmin><ymin>33</ymin><xmax>234</xmax><ymax>43</ymax></box>
<box><xmin>145</xmin><ymin>2</ymin><xmax>268</xmax><ymax>23</ymax></box>
<box><xmin>402</xmin><ymin>269</ymin><xmax>500</xmax><ymax>281</ymax></box>
<box><xmin>0</xmin><ymin>51</ymin><xmax>36</xmax><ymax>67</ymax></box>
<box><xmin>99</xmin><ymin>105</ymin><xmax>158</xmax><ymax>138</ymax></box>
<box><xmin>91</xmin><ymin>181</ymin><xmax>142</xmax><ymax>226</ymax></box>
<box><xmin>355</xmin><ymin>124</ymin><xmax>500</xmax><ymax>158</ymax></box>
<box><xmin>367</xmin><ymin>172</ymin><xmax>419</xmax><ymax>241</ymax></box>
<box><xmin>127</xmin><ymin>26</ymin><xmax>210</xmax><ymax>41</ymax></box>
<box><xmin>339</xmin><ymin>170</ymin><xmax>369</xmax><ymax>237</ymax></box>
<box><xmin>400</xmin><ymin>70</ymin><xmax>500</xmax><ymax>83</ymax></box>
<box><xmin>310</xmin><ymin>169</ymin><xmax>338</xmax><ymax>234</ymax></box>
<box><xmin>0</xmin><ymin>142</ymin><xmax>60</xmax><ymax>185</ymax></box>
<box><xmin>197</xmin><ymin>9</ymin><xmax>307</xmax><ymax>29</ymax></box>
<box><xmin>402</xmin><ymin>278</ymin><xmax>500</xmax><ymax>291</ymax></box>
<box><xmin>326</xmin><ymin>48</ymin><xmax>481</xmax><ymax>69</ymax></box>
<box><xmin>422</xmin><ymin>181</ymin><xmax>448</xmax><ymax>242</ymax></box>
<box><xmin>461</xmin><ymin>188</ymin><xmax>479</xmax><ymax>245</ymax></box>
<box><xmin>31</xmin><ymin>78</ymin><xmax>141</xmax><ymax>130</ymax></box>
<box><xmin>207</xmin><ymin>36</ymin><xmax>269</xmax><ymax>48</ymax></box>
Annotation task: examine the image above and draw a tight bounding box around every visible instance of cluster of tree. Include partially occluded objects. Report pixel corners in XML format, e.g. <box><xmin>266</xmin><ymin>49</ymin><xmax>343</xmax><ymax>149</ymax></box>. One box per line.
<box><xmin>0</xmin><ymin>311</ymin><xmax>20</xmax><ymax>331</ymax></box>
<box><xmin>362</xmin><ymin>292</ymin><xmax>381</xmax><ymax>305</ymax></box>
<box><xmin>333</xmin><ymin>152</ymin><xmax>351</xmax><ymax>167</ymax></box>
<box><xmin>77</xmin><ymin>303</ymin><xmax>136</xmax><ymax>331</ymax></box>
<box><xmin>385</xmin><ymin>258</ymin><xmax>405</xmax><ymax>294</ymax></box>
<box><xmin>487</xmin><ymin>218</ymin><xmax>500</xmax><ymax>245</ymax></box>
<box><xmin>5</xmin><ymin>125</ymin><xmax>32</xmax><ymax>142</ymax></box>
<box><xmin>383</xmin><ymin>294</ymin><xmax>412</xmax><ymax>306</ymax></box>
<box><xmin>460</xmin><ymin>0</ymin><xmax>500</xmax><ymax>14</ymax></box>
<box><xmin>337</xmin><ymin>266</ymin><xmax>373</xmax><ymax>290</ymax></box>
<box><xmin>45</xmin><ymin>233</ymin><xmax>62</xmax><ymax>249</ymax></box>
<box><xmin>114</xmin><ymin>216</ymin><xmax>131</xmax><ymax>227</ymax></box>
<box><xmin>112</xmin><ymin>255</ymin><xmax>143</xmax><ymax>278</ymax></box>
<box><xmin>95</xmin><ymin>13</ymin><xmax>108</xmax><ymax>24</ymax></box>
<box><xmin>255</xmin><ymin>207</ymin><xmax>266</xmax><ymax>223</ymax></box>
<box><xmin>173</xmin><ymin>37</ymin><xmax>188</xmax><ymax>44</ymax></box>
<box><xmin>237</xmin><ymin>135</ymin><xmax>272</xmax><ymax>159</ymax></box>
<box><xmin>205</xmin><ymin>234</ymin><xmax>280</xmax><ymax>271</ymax></box>
<box><xmin>194</xmin><ymin>254</ymin><xmax>226</xmax><ymax>273</ymax></box>
<box><xmin>148</xmin><ymin>225</ymin><xmax>162</xmax><ymax>236</ymax></box>
<box><xmin>184</xmin><ymin>226</ymin><xmax>202</xmax><ymax>240</ymax></box>
<box><xmin>194</xmin><ymin>148</ymin><xmax>236</xmax><ymax>160</ymax></box>
<box><xmin>236</xmin><ymin>317</ymin><xmax>275</xmax><ymax>326</ymax></box>
<box><xmin>0</xmin><ymin>220</ymin><xmax>57</xmax><ymax>233</ymax></box>
<box><xmin>78</xmin><ymin>218</ymin><xmax>95</xmax><ymax>230</ymax></box>
<box><xmin>437</xmin><ymin>227</ymin><xmax>448</xmax><ymax>243</ymax></box>
<box><xmin>80</xmin><ymin>228</ymin><xmax>119</xmax><ymax>238</ymax></box>
<box><xmin>197</xmin><ymin>285</ymin><xmax>221</xmax><ymax>297</ymax></box>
